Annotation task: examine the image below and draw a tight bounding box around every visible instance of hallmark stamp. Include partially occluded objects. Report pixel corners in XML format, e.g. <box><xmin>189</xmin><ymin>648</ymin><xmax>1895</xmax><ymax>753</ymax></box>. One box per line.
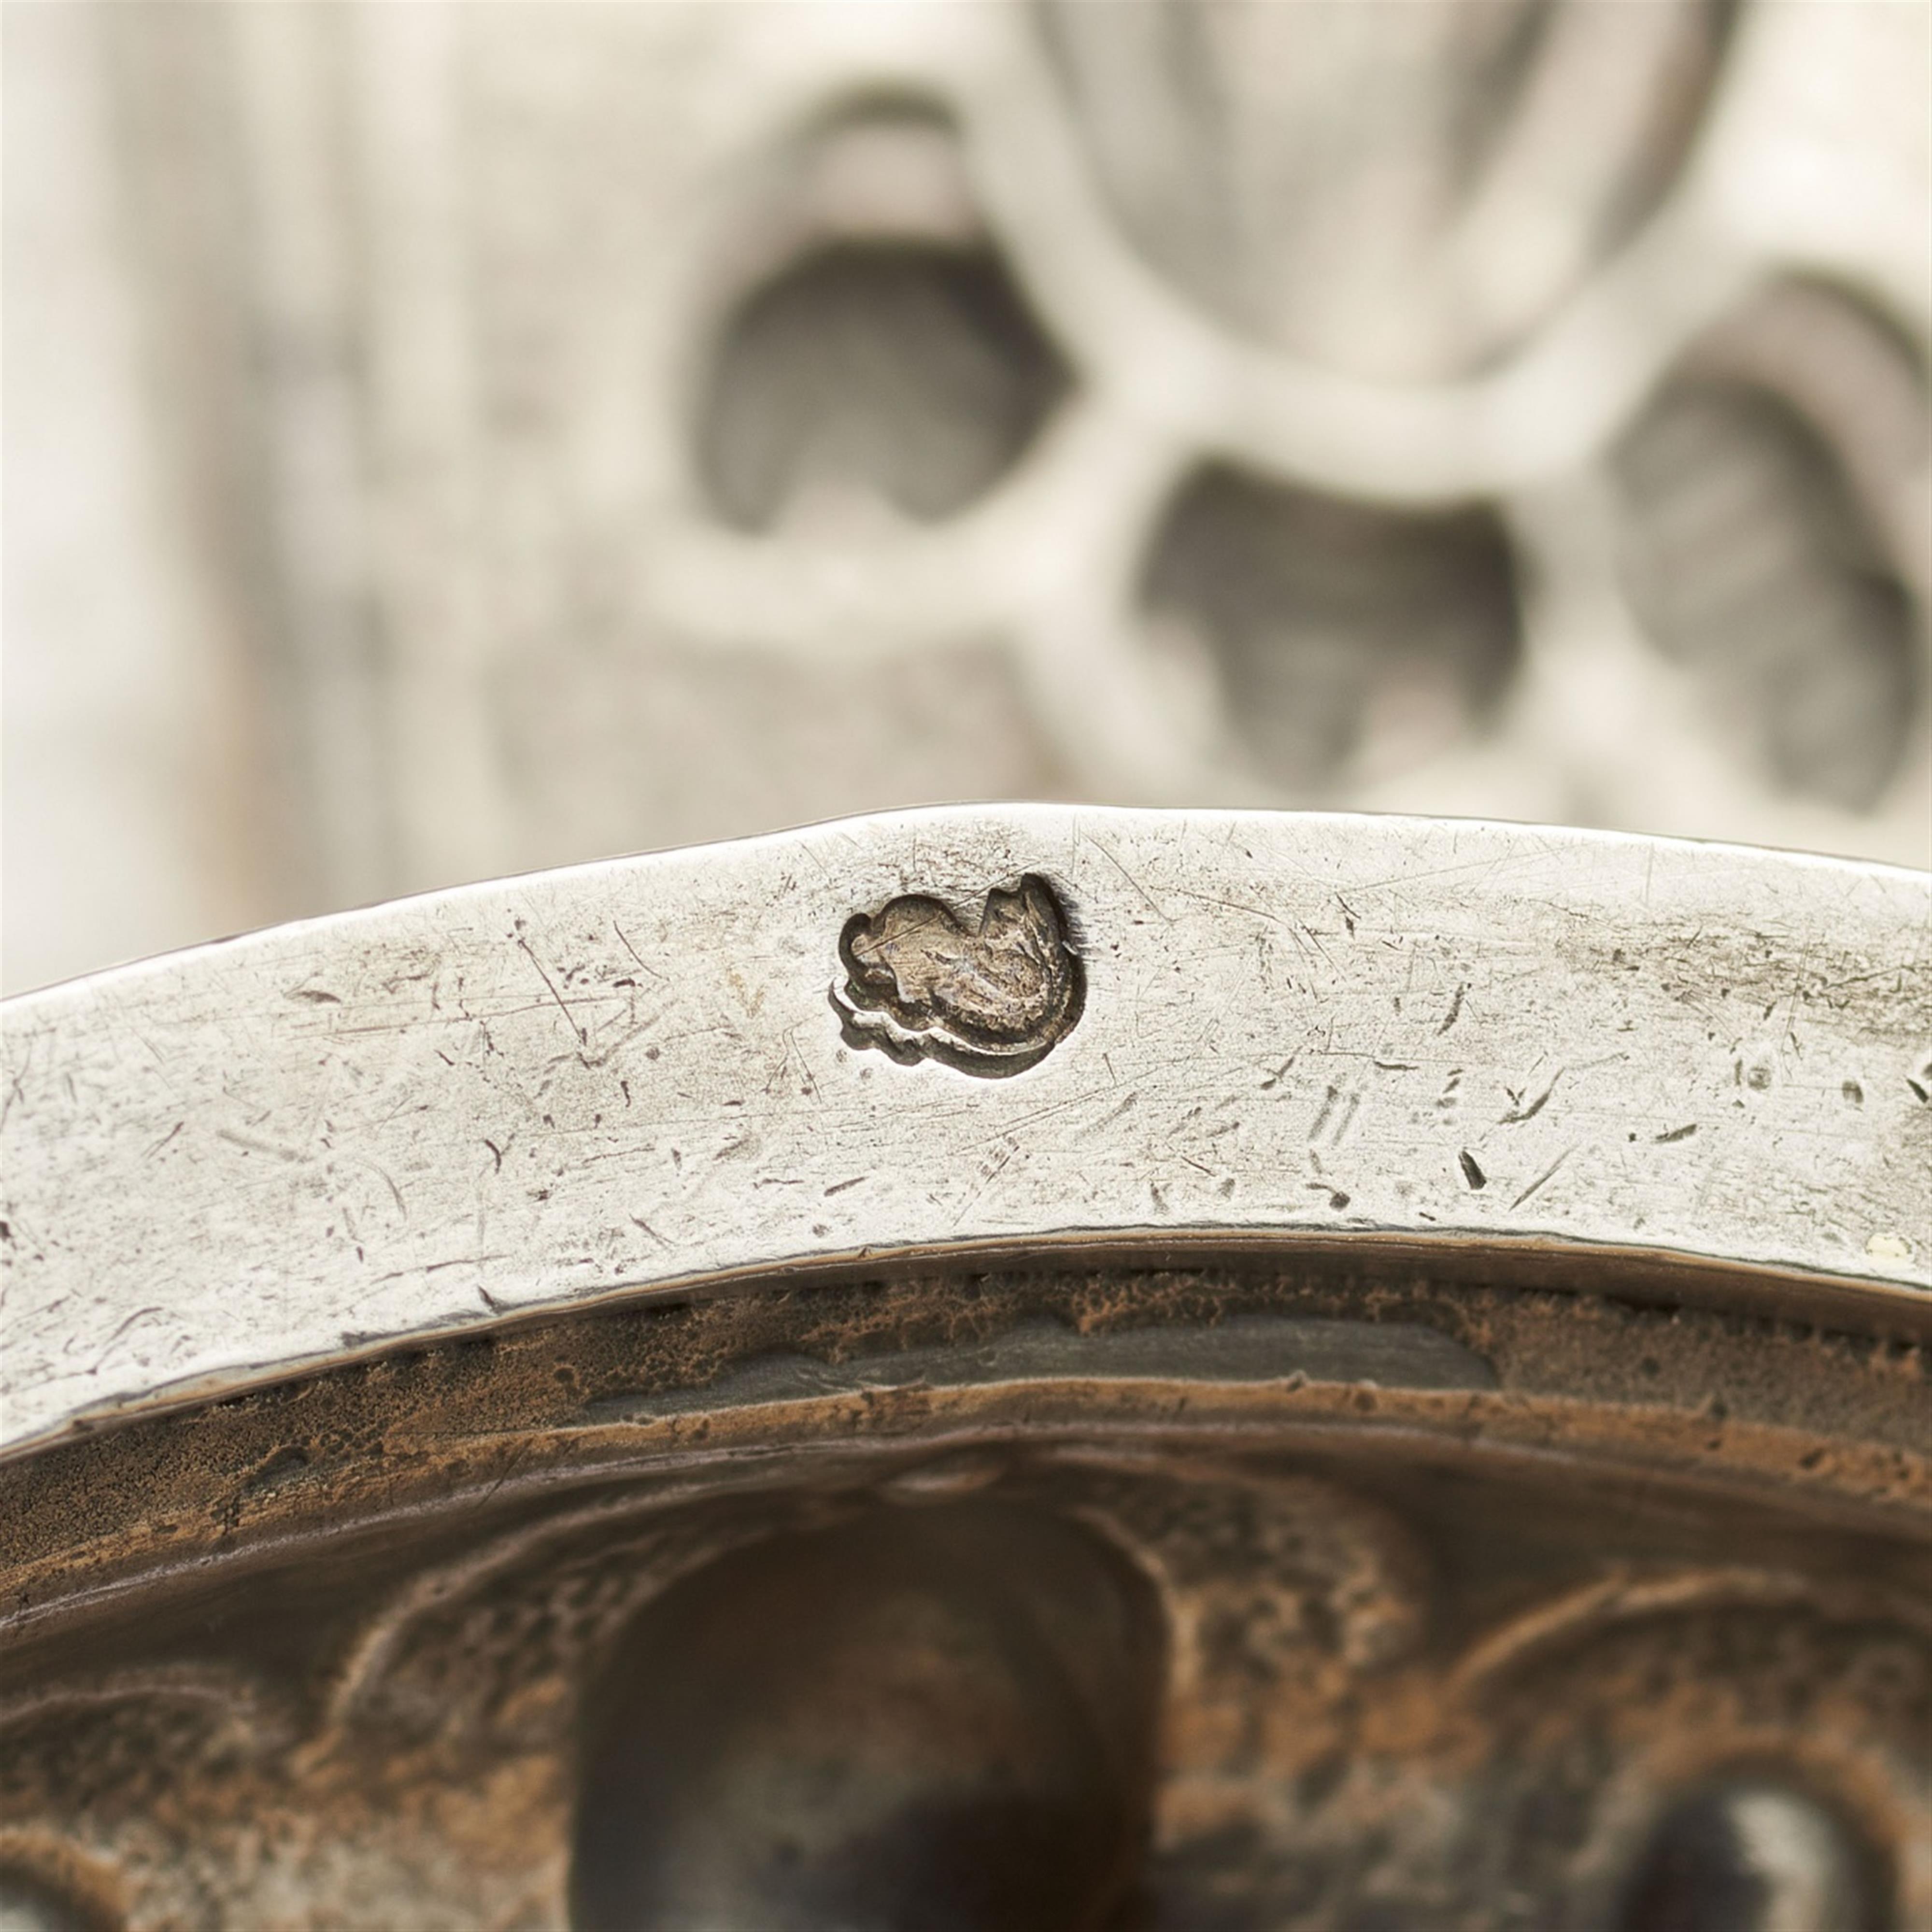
<box><xmin>833</xmin><ymin>875</ymin><xmax>1083</xmax><ymax>1077</ymax></box>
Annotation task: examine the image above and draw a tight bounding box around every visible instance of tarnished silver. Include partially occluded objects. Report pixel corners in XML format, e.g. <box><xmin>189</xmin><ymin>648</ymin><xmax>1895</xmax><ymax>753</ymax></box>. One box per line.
<box><xmin>2</xmin><ymin>809</ymin><xmax>1929</xmax><ymax>1929</ymax></box>
<box><xmin>4</xmin><ymin>806</ymin><xmax>1926</xmax><ymax>1461</ymax></box>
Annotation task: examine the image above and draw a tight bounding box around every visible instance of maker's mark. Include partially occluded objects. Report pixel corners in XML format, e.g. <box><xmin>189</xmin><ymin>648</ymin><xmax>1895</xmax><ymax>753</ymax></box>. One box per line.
<box><xmin>833</xmin><ymin>875</ymin><xmax>1083</xmax><ymax>1077</ymax></box>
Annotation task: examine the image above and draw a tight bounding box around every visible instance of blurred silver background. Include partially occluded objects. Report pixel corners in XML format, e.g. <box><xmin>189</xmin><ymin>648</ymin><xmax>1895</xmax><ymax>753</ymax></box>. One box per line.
<box><xmin>5</xmin><ymin>0</ymin><xmax>1927</xmax><ymax>995</ymax></box>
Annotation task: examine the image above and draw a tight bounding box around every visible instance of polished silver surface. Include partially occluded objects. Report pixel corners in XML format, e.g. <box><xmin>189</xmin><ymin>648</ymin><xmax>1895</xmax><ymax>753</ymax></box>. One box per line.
<box><xmin>3</xmin><ymin>806</ymin><xmax>1926</xmax><ymax>1461</ymax></box>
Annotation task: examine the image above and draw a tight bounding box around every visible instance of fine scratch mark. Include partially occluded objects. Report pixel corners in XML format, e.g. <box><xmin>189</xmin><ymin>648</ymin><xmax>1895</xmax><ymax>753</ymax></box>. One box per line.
<box><xmin>1293</xmin><ymin>923</ymin><xmax>1335</xmax><ymax>969</ymax></box>
<box><xmin>629</xmin><ymin>1215</ymin><xmax>672</xmax><ymax>1249</ymax></box>
<box><xmin>789</xmin><ymin>1027</ymin><xmax>819</xmax><ymax>1102</ymax></box>
<box><xmin>515</xmin><ymin>930</ymin><xmax>587</xmax><ymax>1046</ymax></box>
<box><xmin>952</xmin><ymin>1144</ymin><xmax>1015</xmax><ymax>1229</ymax></box>
<box><xmin>338</xmin><ymin>1253</ymin><xmax>514</xmax><ymax>1305</ymax></box>
<box><xmin>761</xmin><ymin>1028</ymin><xmax>821</xmax><ymax>1102</ymax></box>
<box><xmin>791</xmin><ymin>838</ymin><xmax>837</xmax><ymax>886</ymax></box>
<box><xmin>574</xmin><ymin>1016</ymin><xmax>659</xmax><ymax>1072</ymax></box>
<box><xmin>1</xmin><ymin>1057</ymin><xmax>28</xmax><ymax>1133</ymax></box>
<box><xmin>1778</xmin><ymin>940</ymin><xmax>1813</xmax><ymax>1056</ymax></box>
<box><xmin>611</xmin><ymin>921</ymin><xmax>666</xmax><ymax>983</ymax></box>
<box><xmin>1085</xmin><ymin>832</ymin><xmax>1170</xmax><ymax>921</ymax></box>
<box><xmin>143</xmin><ymin>1121</ymin><xmax>185</xmax><ymax>1160</ymax></box>
<box><xmin>824</xmin><ymin>1175</ymin><xmax>867</xmax><ymax>1197</ymax></box>
<box><xmin>1511</xmin><ymin>1148</ymin><xmax>1575</xmax><ymax>1209</ymax></box>
<box><xmin>1499</xmin><ymin>1070</ymin><xmax>1562</xmax><ymax>1124</ymax></box>
<box><xmin>93</xmin><ymin>1305</ymin><xmax>168</xmax><ymax>1368</ymax></box>
<box><xmin>369</xmin><ymin>1165</ymin><xmax>407</xmax><ymax>1218</ymax></box>
<box><xmin>216</xmin><ymin>1127</ymin><xmax>302</xmax><ymax>1162</ymax></box>
<box><xmin>970</xmin><ymin>1082</ymin><xmax>1120</xmax><ymax>1149</ymax></box>
<box><xmin>1169</xmin><ymin>884</ymin><xmax>1281</xmax><ymax>927</ymax></box>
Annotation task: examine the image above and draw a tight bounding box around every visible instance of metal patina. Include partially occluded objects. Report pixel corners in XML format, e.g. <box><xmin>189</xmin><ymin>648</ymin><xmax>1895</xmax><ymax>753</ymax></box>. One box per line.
<box><xmin>1</xmin><ymin>807</ymin><xmax>1927</xmax><ymax>1927</ymax></box>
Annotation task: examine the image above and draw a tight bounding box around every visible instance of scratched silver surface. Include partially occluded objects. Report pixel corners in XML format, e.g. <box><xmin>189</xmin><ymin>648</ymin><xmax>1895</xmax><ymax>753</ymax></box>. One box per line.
<box><xmin>2</xmin><ymin>806</ymin><xmax>1927</xmax><ymax>1460</ymax></box>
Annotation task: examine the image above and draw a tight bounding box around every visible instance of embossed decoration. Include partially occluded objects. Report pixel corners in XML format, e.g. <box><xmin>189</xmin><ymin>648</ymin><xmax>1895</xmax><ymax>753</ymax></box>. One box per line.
<box><xmin>833</xmin><ymin>875</ymin><xmax>1083</xmax><ymax>1076</ymax></box>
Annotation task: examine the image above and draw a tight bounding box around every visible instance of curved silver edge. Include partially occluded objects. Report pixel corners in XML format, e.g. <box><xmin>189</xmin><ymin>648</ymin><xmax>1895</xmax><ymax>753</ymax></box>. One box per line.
<box><xmin>2</xmin><ymin>807</ymin><xmax>1926</xmax><ymax>1461</ymax></box>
